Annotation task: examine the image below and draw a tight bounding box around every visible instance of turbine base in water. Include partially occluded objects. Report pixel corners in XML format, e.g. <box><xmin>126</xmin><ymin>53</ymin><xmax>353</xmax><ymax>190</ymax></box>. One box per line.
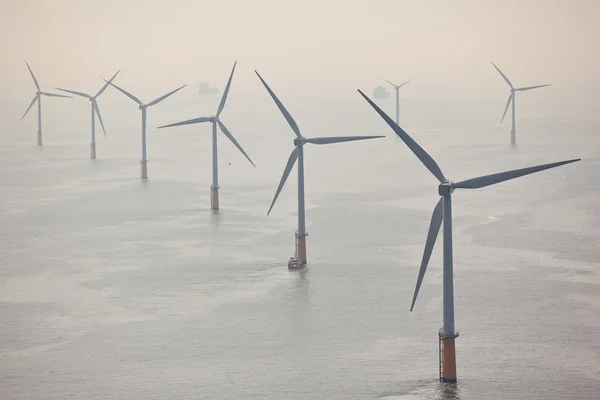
<box><xmin>295</xmin><ymin>232</ymin><xmax>308</xmax><ymax>264</ymax></box>
<box><xmin>439</xmin><ymin>330</ymin><xmax>459</xmax><ymax>383</ymax></box>
<box><xmin>510</xmin><ymin>129</ymin><xmax>516</xmax><ymax>146</ymax></box>
<box><xmin>211</xmin><ymin>186</ymin><xmax>220</xmax><ymax>210</ymax></box>
<box><xmin>90</xmin><ymin>143</ymin><xmax>96</xmax><ymax>159</ymax></box>
<box><xmin>37</xmin><ymin>132</ymin><xmax>42</xmax><ymax>146</ymax></box>
<box><xmin>141</xmin><ymin>160</ymin><xmax>148</xmax><ymax>179</ymax></box>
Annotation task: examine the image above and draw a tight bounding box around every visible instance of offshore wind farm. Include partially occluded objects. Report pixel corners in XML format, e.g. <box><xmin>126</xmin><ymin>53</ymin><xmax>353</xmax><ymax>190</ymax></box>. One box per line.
<box><xmin>1</xmin><ymin>2</ymin><xmax>599</xmax><ymax>400</ymax></box>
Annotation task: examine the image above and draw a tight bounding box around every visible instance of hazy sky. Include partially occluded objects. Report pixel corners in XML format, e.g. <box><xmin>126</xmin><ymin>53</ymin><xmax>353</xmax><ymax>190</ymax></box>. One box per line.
<box><xmin>1</xmin><ymin>0</ymin><xmax>598</xmax><ymax>103</ymax></box>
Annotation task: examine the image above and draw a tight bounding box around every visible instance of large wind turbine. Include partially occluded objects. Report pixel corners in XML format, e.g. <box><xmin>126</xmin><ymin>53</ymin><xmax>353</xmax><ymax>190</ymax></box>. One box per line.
<box><xmin>257</xmin><ymin>71</ymin><xmax>384</xmax><ymax>265</ymax></box>
<box><xmin>158</xmin><ymin>62</ymin><xmax>254</xmax><ymax>210</ymax></box>
<box><xmin>491</xmin><ymin>62</ymin><xmax>550</xmax><ymax>145</ymax></box>
<box><xmin>56</xmin><ymin>70</ymin><xmax>120</xmax><ymax>159</ymax></box>
<box><xmin>380</xmin><ymin>76</ymin><xmax>414</xmax><ymax>126</ymax></box>
<box><xmin>20</xmin><ymin>61</ymin><xmax>72</xmax><ymax>146</ymax></box>
<box><xmin>107</xmin><ymin>80</ymin><xmax>186</xmax><ymax>178</ymax></box>
<box><xmin>358</xmin><ymin>89</ymin><xmax>579</xmax><ymax>383</ymax></box>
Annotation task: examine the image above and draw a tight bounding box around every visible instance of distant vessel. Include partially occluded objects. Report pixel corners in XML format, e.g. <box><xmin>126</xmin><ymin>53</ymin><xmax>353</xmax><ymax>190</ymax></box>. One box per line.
<box><xmin>198</xmin><ymin>82</ymin><xmax>218</xmax><ymax>95</ymax></box>
<box><xmin>372</xmin><ymin>85</ymin><xmax>390</xmax><ymax>99</ymax></box>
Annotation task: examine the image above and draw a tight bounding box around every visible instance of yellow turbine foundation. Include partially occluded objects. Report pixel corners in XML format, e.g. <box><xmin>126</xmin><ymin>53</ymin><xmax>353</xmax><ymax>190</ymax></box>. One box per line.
<box><xmin>296</xmin><ymin>233</ymin><xmax>307</xmax><ymax>264</ymax></box>
<box><xmin>439</xmin><ymin>331</ymin><xmax>458</xmax><ymax>383</ymax></box>
<box><xmin>211</xmin><ymin>186</ymin><xmax>219</xmax><ymax>210</ymax></box>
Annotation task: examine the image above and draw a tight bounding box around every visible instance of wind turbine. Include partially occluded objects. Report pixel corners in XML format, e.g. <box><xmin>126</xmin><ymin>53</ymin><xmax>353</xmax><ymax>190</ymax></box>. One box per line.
<box><xmin>158</xmin><ymin>62</ymin><xmax>254</xmax><ymax>210</ymax></box>
<box><xmin>20</xmin><ymin>61</ymin><xmax>72</xmax><ymax>146</ymax></box>
<box><xmin>257</xmin><ymin>71</ymin><xmax>384</xmax><ymax>265</ymax></box>
<box><xmin>106</xmin><ymin>80</ymin><xmax>186</xmax><ymax>179</ymax></box>
<box><xmin>491</xmin><ymin>62</ymin><xmax>550</xmax><ymax>145</ymax></box>
<box><xmin>56</xmin><ymin>70</ymin><xmax>120</xmax><ymax>159</ymax></box>
<box><xmin>380</xmin><ymin>76</ymin><xmax>414</xmax><ymax>126</ymax></box>
<box><xmin>358</xmin><ymin>89</ymin><xmax>579</xmax><ymax>383</ymax></box>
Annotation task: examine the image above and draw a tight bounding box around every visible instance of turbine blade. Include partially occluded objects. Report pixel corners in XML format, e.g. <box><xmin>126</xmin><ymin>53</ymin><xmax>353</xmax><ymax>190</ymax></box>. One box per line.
<box><xmin>41</xmin><ymin>92</ymin><xmax>72</xmax><ymax>98</ymax></box>
<box><xmin>515</xmin><ymin>84</ymin><xmax>550</xmax><ymax>92</ymax></box>
<box><xmin>25</xmin><ymin>61</ymin><xmax>40</xmax><ymax>91</ymax></box>
<box><xmin>305</xmin><ymin>135</ymin><xmax>384</xmax><ymax>145</ymax></box>
<box><xmin>20</xmin><ymin>96</ymin><xmax>38</xmax><ymax>121</ymax></box>
<box><xmin>398</xmin><ymin>77</ymin><xmax>415</xmax><ymax>88</ymax></box>
<box><xmin>217</xmin><ymin>120</ymin><xmax>255</xmax><ymax>167</ymax></box>
<box><xmin>55</xmin><ymin>88</ymin><xmax>90</xmax><ymax>98</ymax></box>
<box><xmin>501</xmin><ymin>93</ymin><xmax>513</xmax><ymax>123</ymax></box>
<box><xmin>147</xmin><ymin>84</ymin><xmax>186</xmax><ymax>107</ymax></box>
<box><xmin>157</xmin><ymin>116</ymin><xmax>212</xmax><ymax>129</ymax></box>
<box><xmin>96</xmin><ymin>69</ymin><xmax>121</xmax><ymax>97</ymax></box>
<box><xmin>216</xmin><ymin>61</ymin><xmax>237</xmax><ymax>116</ymax></box>
<box><xmin>105</xmin><ymin>81</ymin><xmax>142</xmax><ymax>105</ymax></box>
<box><xmin>491</xmin><ymin>61</ymin><xmax>513</xmax><ymax>89</ymax></box>
<box><xmin>411</xmin><ymin>197</ymin><xmax>443</xmax><ymax>312</ymax></box>
<box><xmin>453</xmin><ymin>159</ymin><xmax>581</xmax><ymax>190</ymax></box>
<box><xmin>267</xmin><ymin>147</ymin><xmax>299</xmax><ymax>215</ymax></box>
<box><xmin>255</xmin><ymin>71</ymin><xmax>301</xmax><ymax>137</ymax></box>
<box><xmin>380</xmin><ymin>76</ymin><xmax>397</xmax><ymax>87</ymax></box>
<box><xmin>93</xmin><ymin>100</ymin><xmax>106</xmax><ymax>137</ymax></box>
<box><xmin>357</xmin><ymin>89</ymin><xmax>446</xmax><ymax>182</ymax></box>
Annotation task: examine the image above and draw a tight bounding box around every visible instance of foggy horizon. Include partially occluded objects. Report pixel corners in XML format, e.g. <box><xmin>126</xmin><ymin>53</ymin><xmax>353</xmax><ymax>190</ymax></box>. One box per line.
<box><xmin>1</xmin><ymin>0</ymin><xmax>599</xmax><ymax>106</ymax></box>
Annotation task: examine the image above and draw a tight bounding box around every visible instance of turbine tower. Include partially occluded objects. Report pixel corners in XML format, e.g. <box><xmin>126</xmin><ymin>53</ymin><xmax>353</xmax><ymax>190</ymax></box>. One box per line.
<box><xmin>107</xmin><ymin>80</ymin><xmax>186</xmax><ymax>179</ymax></box>
<box><xmin>158</xmin><ymin>62</ymin><xmax>254</xmax><ymax>211</ymax></box>
<box><xmin>56</xmin><ymin>70</ymin><xmax>121</xmax><ymax>159</ymax></box>
<box><xmin>20</xmin><ymin>61</ymin><xmax>72</xmax><ymax>146</ymax></box>
<box><xmin>358</xmin><ymin>89</ymin><xmax>579</xmax><ymax>383</ymax></box>
<box><xmin>257</xmin><ymin>71</ymin><xmax>384</xmax><ymax>265</ymax></box>
<box><xmin>491</xmin><ymin>62</ymin><xmax>550</xmax><ymax>145</ymax></box>
<box><xmin>380</xmin><ymin>76</ymin><xmax>414</xmax><ymax>126</ymax></box>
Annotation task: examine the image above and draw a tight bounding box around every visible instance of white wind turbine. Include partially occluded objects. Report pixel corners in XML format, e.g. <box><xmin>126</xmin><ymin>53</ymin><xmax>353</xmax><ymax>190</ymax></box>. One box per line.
<box><xmin>56</xmin><ymin>70</ymin><xmax>120</xmax><ymax>159</ymax></box>
<box><xmin>358</xmin><ymin>88</ymin><xmax>579</xmax><ymax>383</ymax></box>
<box><xmin>107</xmin><ymin>80</ymin><xmax>186</xmax><ymax>178</ymax></box>
<box><xmin>257</xmin><ymin>71</ymin><xmax>384</xmax><ymax>265</ymax></box>
<box><xmin>380</xmin><ymin>76</ymin><xmax>414</xmax><ymax>126</ymax></box>
<box><xmin>20</xmin><ymin>61</ymin><xmax>72</xmax><ymax>146</ymax></box>
<box><xmin>158</xmin><ymin>62</ymin><xmax>254</xmax><ymax>210</ymax></box>
<box><xmin>491</xmin><ymin>62</ymin><xmax>550</xmax><ymax>145</ymax></box>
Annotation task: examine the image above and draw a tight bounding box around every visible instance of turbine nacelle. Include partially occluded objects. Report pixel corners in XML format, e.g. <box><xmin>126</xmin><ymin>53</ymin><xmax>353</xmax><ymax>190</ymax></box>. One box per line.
<box><xmin>438</xmin><ymin>182</ymin><xmax>455</xmax><ymax>196</ymax></box>
<box><xmin>139</xmin><ymin>104</ymin><xmax>147</xmax><ymax>110</ymax></box>
<box><xmin>293</xmin><ymin>137</ymin><xmax>306</xmax><ymax>146</ymax></box>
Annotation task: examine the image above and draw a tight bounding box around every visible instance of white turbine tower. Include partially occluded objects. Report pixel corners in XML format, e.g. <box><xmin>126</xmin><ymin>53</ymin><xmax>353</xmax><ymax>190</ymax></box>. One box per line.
<box><xmin>380</xmin><ymin>76</ymin><xmax>414</xmax><ymax>126</ymax></box>
<box><xmin>107</xmin><ymin>80</ymin><xmax>186</xmax><ymax>179</ymax></box>
<box><xmin>158</xmin><ymin>62</ymin><xmax>254</xmax><ymax>210</ymax></box>
<box><xmin>20</xmin><ymin>61</ymin><xmax>72</xmax><ymax>146</ymax></box>
<box><xmin>491</xmin><ymin>62</ymin><xmax>550</xmax><ymax>145</ymax></box>
<box><xmin>257</xmin><ymin>71</ymin><xmax>384</xmax><ymax>265</ymax></box>
<box><xmin>56</xmin><ymin>70</ymin><xmax>121</xmax><ymax>159</ymax></box>
<box><xmin>358</xmin><ymin>89</ymin><xmax>579</xmax><ymax>383</ymax></box>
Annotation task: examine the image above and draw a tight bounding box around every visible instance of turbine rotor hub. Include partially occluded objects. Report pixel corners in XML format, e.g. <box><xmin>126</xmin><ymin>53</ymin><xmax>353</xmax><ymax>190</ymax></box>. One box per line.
<box><xmin>293</xmin><ymin>137</ymin><xmax>305</xmax><ymax>146</ymax></box>
<box><xmin>438</xmin><ymin>181</ymin><xmax>455</xmax><ymax>196</ymax></box>
<box><xmin>139</xmin><ymin>104</ymin><xmax>147</xmax><ymax>110</ymax></box>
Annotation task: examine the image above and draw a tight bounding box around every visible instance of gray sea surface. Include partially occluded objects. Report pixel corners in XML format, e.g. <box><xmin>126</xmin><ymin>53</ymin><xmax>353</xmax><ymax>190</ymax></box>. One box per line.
<box><xmin>1</xmin><ymin>89</ymin><xmax>599</xmax><ymax>399</ymax></box>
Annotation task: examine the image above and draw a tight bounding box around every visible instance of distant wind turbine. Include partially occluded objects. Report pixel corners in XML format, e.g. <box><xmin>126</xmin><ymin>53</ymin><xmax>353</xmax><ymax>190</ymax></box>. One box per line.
<box><xmin>56</xmin><ymin>70</ymin><xmax>121</xmax><ymax>159</ymax></box>
<box><xmin>358</xmin><ymin>88</ymin><xmax>579</xmax><ymax>383</ymax></box>
<box><xmin>380</xmin><ymin>76</ymin><xmax>414</xmax><ymax>125</ymax></box>
<box><xmin>20</xmin><ymin>61</ymin><xmax>72</xmax><ymax>146</ymax></box>
<box><xmin>491</xmin><ymin>62</ymin><xmax>550</xmax><ymax>145</ymax></box>
<box><xmin>257</xmin><ymin>71</ymin><xmax>384</xmax><ymax>265</ymax></box>
<box><xmin>158</xmin><ymin>62</ymin><xmax>254</xmax><ymax>210</ymax></box>
<box><xmin>107</xmin><ymin>80</ymin><xmax>186</xmax><ymax>178</ymax></box>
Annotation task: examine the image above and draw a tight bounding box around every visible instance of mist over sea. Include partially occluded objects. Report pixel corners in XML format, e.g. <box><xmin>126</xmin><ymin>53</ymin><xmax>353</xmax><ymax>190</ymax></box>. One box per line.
<box><xmin>1</xmin><ymin>90</ymin><xmax>599</xmax><ymax>399</ymax></box>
